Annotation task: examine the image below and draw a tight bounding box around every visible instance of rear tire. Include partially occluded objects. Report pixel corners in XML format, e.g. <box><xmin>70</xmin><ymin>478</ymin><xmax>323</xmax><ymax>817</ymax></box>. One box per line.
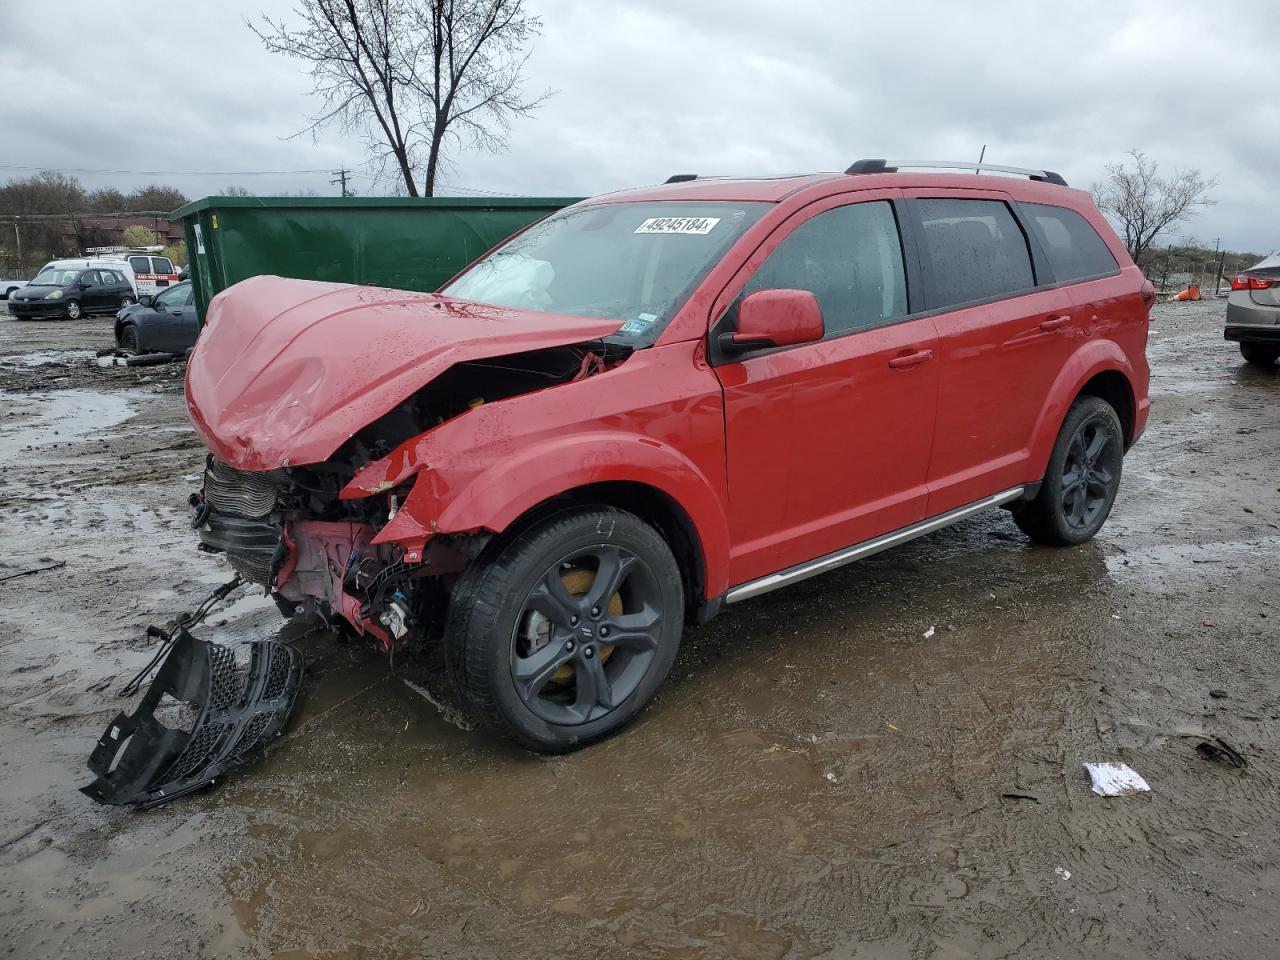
<box><xmin>445</xmin><ymin>505</ymin><xmax>683</xmax><ymax>752</ymax></box>
<box><xmin>1013</xmin><ymin>396</ymin><xmax>1124</xmax><ymax>546</ymax></box>
<box><xmin>1240</xmin><ymin>341</ymin><xmax>1280</xmax><ymax>368</ymax></box>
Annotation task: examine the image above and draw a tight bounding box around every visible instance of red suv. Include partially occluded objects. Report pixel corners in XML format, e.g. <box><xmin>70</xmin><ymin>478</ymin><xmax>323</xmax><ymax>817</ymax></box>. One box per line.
<box><xmin>187</xmin><ymin>160</ymin><xmax>1152</xmax><ymax>751</ymax></box>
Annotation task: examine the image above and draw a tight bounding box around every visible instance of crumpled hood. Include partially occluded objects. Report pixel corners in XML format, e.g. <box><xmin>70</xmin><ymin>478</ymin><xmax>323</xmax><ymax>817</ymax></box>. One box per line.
<box><xmin>186</xmin><ymin>275</ymin><xmax>621</xmax><ymax>470</ymax></box>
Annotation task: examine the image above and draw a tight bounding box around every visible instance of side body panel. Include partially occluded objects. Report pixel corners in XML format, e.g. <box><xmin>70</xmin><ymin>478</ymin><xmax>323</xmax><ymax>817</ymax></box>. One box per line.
<box><xmin>355</xmin><ymin>341</ymin><xmax>735</xmax><ymax>597</ymax></box>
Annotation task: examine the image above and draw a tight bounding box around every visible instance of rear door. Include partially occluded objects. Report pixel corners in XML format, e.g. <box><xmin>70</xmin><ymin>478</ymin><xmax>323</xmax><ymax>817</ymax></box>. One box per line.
<box><xmin>713</xmin><ymin>192</ymin><xmax>940</xmax><ymax>586</ymax></box>
<box><xmin>901</xmin><ymin>190</ymin><xmax>1075</xmax><ymax>515</ymax></box>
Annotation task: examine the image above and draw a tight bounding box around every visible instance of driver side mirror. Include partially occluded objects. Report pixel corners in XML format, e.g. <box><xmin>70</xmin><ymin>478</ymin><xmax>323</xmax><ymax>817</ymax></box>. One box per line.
<box><xmin>139</xmin><ymin>295</ymin><xmax>154</xmax><ymax>307</ymax></box>
<box><xmin>719</xmin><ymin>289</ymin><xmax>824</xmax><ymax>355</ymax></box>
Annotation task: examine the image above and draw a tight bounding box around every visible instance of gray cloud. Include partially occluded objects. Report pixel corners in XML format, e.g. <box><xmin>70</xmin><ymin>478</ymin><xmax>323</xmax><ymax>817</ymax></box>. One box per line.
<box><xmin>1</xmin><ymin>0</ymin><xmax>1273</xmax><ymax>252</ymax></box>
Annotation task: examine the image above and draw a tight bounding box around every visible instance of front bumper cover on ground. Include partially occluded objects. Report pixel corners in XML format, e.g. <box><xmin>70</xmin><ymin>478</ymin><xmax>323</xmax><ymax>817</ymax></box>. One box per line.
<box><xmin>81</xmin><ymin>626</ymin><xmax>302</xmax><ymax>809</ymax></box>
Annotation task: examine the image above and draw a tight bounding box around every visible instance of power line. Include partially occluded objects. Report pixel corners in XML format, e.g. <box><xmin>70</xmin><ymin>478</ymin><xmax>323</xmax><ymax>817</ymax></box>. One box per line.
<box><xmin>0</xmin><ymin>163</ymin><xmax>334</xmax><ymax>177</ymax></box>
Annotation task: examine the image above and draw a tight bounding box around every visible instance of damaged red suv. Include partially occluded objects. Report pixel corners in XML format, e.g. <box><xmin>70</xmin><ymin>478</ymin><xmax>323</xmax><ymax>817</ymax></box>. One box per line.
<box><xmin>186</xmin><ymin>160</ymin><xmax>1152</xmax><ymax>751</ymax></box>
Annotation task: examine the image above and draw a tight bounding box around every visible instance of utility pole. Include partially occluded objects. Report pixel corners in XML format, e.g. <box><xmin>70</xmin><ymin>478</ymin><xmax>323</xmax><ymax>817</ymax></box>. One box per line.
<box><xmin>13</xmin><ymin>217</ymin><xmax>22</xmax><ymax>273</ymax></box>
<box><xmin>330</xmin><ymin>168</ymin><xmax>353</xmax><ymax>198</ymax></box>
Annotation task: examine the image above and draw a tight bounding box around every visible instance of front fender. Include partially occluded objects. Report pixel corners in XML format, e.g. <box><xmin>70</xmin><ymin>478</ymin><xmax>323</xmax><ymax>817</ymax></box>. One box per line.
<box><xmin>1026</xmin><ymin>339</ymin><xmax>1139</xmax><ymax>478</ymax></box>
<box><xmin>352</xmin><ymin>342</ymin><xmax>732</xmax><ymax>597</ymax></box>
<box><xmin>383</xmin><ymin>431</ymin><xmax>731</xmax><ymax>593</ymax></box>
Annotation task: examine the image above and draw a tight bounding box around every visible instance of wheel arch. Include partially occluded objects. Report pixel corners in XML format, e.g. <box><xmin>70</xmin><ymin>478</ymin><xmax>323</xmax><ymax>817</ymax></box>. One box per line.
<box><xmin>1027</xmin><ymin>342</ymin><xmax>1140</xmax><ymax>477</ymax></box>
<box><xmin>1076</xmin><ymin>369</ymin><xmax>1136</xmax><ymax>448</ymax></box>
<box><xmin>494</xmin><ymin>480</ymin><xmax>709</xmax><ymax>624</ymax></box>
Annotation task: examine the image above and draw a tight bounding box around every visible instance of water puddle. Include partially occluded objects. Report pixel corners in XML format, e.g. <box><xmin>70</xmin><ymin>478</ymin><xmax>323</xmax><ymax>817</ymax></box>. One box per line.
<box><xmin>0</xmin><ymin>390</ymin><xmax>135</xmax><ymax>463</ymax></box>
<box><xmin>0</xmin><ymin>349</ymin><xmax>96</xmax><ymax>369</ymax></box>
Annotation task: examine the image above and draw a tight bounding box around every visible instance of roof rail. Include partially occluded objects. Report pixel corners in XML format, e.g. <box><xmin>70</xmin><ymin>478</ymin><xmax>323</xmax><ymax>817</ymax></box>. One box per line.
<box><xmin>845</xmin><ymin>159</ymin><xmax>1068</xmax><ymax>187</ymax></box>
<box><xmin>665</xmin><ymin>173</ymin><xmax>698</xmax><ymax>183</ymax></box>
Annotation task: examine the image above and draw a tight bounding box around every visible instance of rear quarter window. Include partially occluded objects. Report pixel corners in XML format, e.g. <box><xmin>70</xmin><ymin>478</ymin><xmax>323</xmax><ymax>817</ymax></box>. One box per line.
<box><xmin>915</xmin><ymin>199</ymin><xmax>1035</xmax><ymax>309</ymax></box>
<box><xmin>1020</xmin><ymin>203</ymin><xmax>1119</xmax><ymax>283</ymax></box>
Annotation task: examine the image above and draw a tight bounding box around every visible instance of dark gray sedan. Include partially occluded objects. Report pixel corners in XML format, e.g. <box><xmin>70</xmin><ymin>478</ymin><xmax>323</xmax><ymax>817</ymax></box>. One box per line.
<box><xmin>114</xmin><ymin>280</ymin><xmax>198</xmax><ymax>354</ymax></box>
<box><xmin>1226</xmin><ymin>252</ymin><xmax>1280</xmax><ymax>367</ymax></box>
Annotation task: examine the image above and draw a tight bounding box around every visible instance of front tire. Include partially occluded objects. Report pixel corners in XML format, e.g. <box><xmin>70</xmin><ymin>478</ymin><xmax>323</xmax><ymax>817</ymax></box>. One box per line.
<box><xmin>1014</xmin><ymin>396</ymin><xmax>1124</xmax><ymax>546</ymax></box>
<box><xmin>64</xmin><ymin>299</ymin><xmax>81</xmax><ymax>320</ymax></box>
<box><xmin>120</xmin><ymin>325</ymin><xmax>140</xmax><ymax>353</ymax></box>
<box><xmin>1240</xmin><ymin>341</ymin><xmax>1280</xmax><ymax>368</ymax></box>
<box><xmin>446</xmin><ymin>506</ymin><xmax>683</xmax><ymax>752</ymax></box>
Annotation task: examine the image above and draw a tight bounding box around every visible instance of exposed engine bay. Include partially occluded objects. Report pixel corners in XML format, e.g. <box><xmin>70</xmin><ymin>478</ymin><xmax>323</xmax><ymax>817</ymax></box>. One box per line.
<box><xmin>82</xmin><ymin>277</ymin><xmax>631</xmax><ymax>807</ymax></box>
<box><xmin>190</xmin><ymin>343</ymin><xmax>617</xmax><ymax>647</ymax></box>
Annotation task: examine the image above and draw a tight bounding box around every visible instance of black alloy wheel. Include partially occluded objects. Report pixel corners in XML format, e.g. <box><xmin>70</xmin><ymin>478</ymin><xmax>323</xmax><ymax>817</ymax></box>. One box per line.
<box><xmin>1014</xmin><ymin>395</ymin><xmax>1124</xmax><ymax>546</ymax></box>
<box><xmin>1060</xmin><ymin>417</ymin><xmax>1119</xmax><ymax>532</ymax></box>
<box><xmin>446</xmin><ymin>506</ymin><xmax>683</xmax><ymax>752</ymax></box>
<box><xmin>512</xmin><ymin>544</ymin><xmax>664</xmax><ymax>725</ymax></box>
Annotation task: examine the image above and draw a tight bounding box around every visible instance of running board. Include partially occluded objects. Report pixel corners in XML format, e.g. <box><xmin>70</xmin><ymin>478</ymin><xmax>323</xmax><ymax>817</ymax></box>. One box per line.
<box><xmin>724</xmin><ymin>486</ymin><xmax>1026</xmax><ymax>604</ymax></box>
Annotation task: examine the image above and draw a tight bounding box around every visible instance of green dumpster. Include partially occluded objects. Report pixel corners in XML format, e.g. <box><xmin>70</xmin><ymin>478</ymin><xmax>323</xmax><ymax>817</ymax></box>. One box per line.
<box><xmin>170</xmin><ymin>195</ymin><xmax>583</xmax><ymax>323</ymax></box>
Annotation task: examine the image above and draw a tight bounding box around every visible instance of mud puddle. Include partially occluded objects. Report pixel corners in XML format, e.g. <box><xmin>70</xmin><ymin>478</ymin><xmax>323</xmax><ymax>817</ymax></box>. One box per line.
<box><xmin>1</xmin><ymin>300</ymin><xmax>1278</xmax><ymax>959</ymax></box>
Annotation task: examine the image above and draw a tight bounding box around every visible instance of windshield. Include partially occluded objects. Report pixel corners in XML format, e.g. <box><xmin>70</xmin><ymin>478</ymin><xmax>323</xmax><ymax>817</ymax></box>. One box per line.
<box><xmin>443</xmin><ymin>201</ymin><xmax>768</xmax><ymax>344</ymax></box>
<box><xmin>32</xmin><ymin>269</ymin><xmax>79</xmax><ymax>286</ymax></box>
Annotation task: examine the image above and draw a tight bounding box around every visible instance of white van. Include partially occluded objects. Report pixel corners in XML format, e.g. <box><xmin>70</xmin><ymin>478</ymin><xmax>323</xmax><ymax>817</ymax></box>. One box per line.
<box><xmin>40</xmin><ymin>252</ymin><xmax>180</xmax><ymax>299</ymax></box>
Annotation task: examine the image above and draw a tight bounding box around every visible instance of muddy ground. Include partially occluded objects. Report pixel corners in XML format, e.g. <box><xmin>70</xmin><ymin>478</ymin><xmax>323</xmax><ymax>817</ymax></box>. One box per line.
<box><xmin>0</xmin><ymin>298</ymin><xmax>1276</xmax><ymax>960</ymax></box>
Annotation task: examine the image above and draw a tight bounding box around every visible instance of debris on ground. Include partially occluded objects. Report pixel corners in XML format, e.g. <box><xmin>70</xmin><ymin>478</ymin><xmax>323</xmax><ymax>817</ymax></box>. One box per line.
<box><xmin>80</xmin><ymin>578</ymin><xmax>303</xmax><ymax>808</ymax></box>
<box><xmin>1195</xmin><ymin>737</ymin><xmax>1248</xmax><ymax>768</ymax></box>
<box><xmin>1054</xmin><ymin>866</ymin><xmax>1072</xmax><ymax>881</ymax></box>
<box><xmin>1083</xmin><ymin>762</ymin><xmax>1151</xmax><ymax>796</ymax></box>
<box><xmin>1209</xmin><ymin>688</ymin><xmax>1229</xmax><ymax>699</ymax></box>
<box><xmin>0</xmin><ymin>559</ymin><xmax>67</xmax><ymax>583</ymax></box>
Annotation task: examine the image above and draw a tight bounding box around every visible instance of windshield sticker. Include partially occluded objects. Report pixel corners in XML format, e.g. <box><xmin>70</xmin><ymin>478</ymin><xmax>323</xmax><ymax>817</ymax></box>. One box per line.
<box><xmin>619</xmin><ymin>313</ymin><xmax>658</xmax><ymax>336</ymax></box>
<box><xmin>635</xmin><ymin>217</ymin><xmax>721</xmax><ymax>235</ymax></box>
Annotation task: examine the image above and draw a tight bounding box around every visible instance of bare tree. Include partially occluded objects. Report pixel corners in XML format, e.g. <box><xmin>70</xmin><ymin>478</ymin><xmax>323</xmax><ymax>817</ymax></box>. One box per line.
<box><xmin>251</xmin><ymin>0</ymin><xmax>550</xmax><ymax>197</ymax></box>
<box><xmin>1092</xmin><ymin>150</ymin><xmax>1217</xmax><ymax>269</ymax></box>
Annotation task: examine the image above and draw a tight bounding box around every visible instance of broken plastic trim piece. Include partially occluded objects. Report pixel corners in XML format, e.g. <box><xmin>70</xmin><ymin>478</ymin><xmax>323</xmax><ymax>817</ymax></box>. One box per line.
<box><xmin>81</xmin><ymin>628</ymin><xmax>302</xmax><ymax>809</ymax></box>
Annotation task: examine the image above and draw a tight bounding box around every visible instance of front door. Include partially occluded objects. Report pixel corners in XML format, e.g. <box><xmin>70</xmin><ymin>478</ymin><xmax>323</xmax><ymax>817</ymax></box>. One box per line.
<box><xmin>713</xmin><ymin>195</ymin><xmax>940</xmax><ymax>587</ymax></box>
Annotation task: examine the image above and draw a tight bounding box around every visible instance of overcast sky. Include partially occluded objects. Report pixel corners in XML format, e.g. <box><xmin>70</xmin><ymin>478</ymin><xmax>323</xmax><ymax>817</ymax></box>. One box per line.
<box><xmin>2</xmin><ymin>0</ymin><xmax>1275</xmax><ymax>252</ymax></box>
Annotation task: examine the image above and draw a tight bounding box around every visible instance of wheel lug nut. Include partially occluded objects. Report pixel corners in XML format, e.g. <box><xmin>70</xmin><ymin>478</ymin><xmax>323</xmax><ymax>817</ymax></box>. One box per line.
<box><xmin>584</xmin><ymin>646</ymin><xmax>595</xmax><ymax>659</ymax></box>
<box><xmin>569</xmin><ymin>615</ymin><xmax>578</xmax><ymax>625</ymax></box>
<box><xmin>591</xmin><ymin>606</ymin><xmax>600</xmax><ymax>617</ymax></box>
<box><xmin>599</xmin><ymin>626</ymin><xmax>609</xmax><ymax>637</ymax></box>
<box><xmin>565</xmin><ymin>640</ymin><xmax>575</xmax><ymax>651</ymax></box>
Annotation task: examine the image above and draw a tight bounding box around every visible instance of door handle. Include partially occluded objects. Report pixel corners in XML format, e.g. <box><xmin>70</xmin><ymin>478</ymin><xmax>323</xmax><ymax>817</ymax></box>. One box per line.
<box><xmin>1039</xmin><ymin>314</ymin><xmax>1070</xmax><ymax>332</ymax></box>
<box><xmin>888</xmin><ymin>348</ymin><xmax>934</xmax><ymax>369</ymax></box>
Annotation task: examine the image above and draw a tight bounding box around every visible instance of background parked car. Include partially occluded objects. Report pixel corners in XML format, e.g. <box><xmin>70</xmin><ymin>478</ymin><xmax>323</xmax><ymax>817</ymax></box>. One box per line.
<box><xmin>8</xmin><ymin>266</ymin><xmax>135</xmax><ymax>320</ymax></box>
<box><xmin>1226</xmin><ymin>251</ymin><xmax>1280</xmax><ymax>367</ymax></box>
<box><xmin>115</xmin><ymin>280</ymin><xmax>198</xmax><ymax>353</ymax></box>
<box><xmin>1</xmin><ymin>278</ymin><xmax>27</xmax><ymax>300</ymax></box>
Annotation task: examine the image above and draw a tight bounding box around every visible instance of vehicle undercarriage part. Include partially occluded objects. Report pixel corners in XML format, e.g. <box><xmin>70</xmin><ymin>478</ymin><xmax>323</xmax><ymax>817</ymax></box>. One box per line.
<box><xmin>81</xmin><ymin>579</ymin><xmax>303</xmax><ymax>809</ymax></box>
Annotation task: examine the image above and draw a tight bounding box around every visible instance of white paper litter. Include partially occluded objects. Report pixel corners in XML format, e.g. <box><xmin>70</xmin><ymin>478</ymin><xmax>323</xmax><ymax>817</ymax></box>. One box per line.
<box><xmin>1083</xmin><ymin>762</ymin><xmax>1150</xmax><ymax>796</ymax></box>
<box><xmin>1054</xmin><ymin>866</ymin><xmax>1071</xmax><ymax>880</ymax></box>
<box><xmin>923</xmin><ymin>626</ymin><xmax>936</xmax><ymax>639</ymax></box>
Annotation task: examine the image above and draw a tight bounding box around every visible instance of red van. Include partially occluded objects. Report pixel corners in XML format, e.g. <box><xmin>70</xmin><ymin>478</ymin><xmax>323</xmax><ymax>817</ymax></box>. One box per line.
<box><xmin>186</xmin><ymin>160</ymin><xmax>1152</xmax><ymax>751</ymax></box>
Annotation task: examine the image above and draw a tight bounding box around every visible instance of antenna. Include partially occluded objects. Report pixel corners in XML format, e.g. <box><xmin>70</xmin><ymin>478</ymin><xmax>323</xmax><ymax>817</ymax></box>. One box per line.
<box><xmin>976</xmin><ymin>144</ymin><xmax>986</xmax><ymax>175</ymax></box>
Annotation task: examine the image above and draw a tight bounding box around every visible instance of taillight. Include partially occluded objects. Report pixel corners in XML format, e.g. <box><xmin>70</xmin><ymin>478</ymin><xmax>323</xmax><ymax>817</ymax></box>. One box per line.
<box><xmin>1232</xmin><ymin>274</ymin><xmax>1274</xmax><ymax>290</ymax></box>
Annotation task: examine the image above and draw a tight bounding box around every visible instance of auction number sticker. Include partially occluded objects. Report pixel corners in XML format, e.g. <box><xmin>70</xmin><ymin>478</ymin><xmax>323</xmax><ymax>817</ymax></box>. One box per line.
<box><xmin>634</xmin><ymin>217</ymin><xmax>720</xmax><ymax>235</ymax></box>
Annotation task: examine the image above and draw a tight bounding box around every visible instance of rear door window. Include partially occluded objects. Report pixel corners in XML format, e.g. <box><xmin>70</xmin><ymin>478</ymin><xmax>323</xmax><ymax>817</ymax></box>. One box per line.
<box><xmin>80</xmin><ymin>270</ymin><xmax>100</xmax><ymax>286</ymax></box>
<box><xmin>128</xmin><ymin>256</ymin><xmax>151</xmax><ymax>274</ymax></box>
<box><xmin>1020</xmin><ymin>202</ymin><xmax>1119</xmax><ymax>283</ymax></box>
<box><xmin>740</xmin><ymin>201</ymin><xmax>908</xmax><ymax>337</ymax></box>
<box><xmin>151</xmin><ymin>257</ymin><xmax>174</xmax><ymax>274</ymax></box>
<box><xmin>915</xmin><ymin>199</ymin><xmax>1034</xmax><ymax>309</ymax></box>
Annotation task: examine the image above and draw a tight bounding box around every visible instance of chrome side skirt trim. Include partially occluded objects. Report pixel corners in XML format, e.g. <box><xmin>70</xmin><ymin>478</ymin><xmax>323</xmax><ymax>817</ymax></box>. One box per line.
<box><xmin>724</xmin><ymin>486</ymin><xmax>1026</xmax><ymax>604</ymax></box>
